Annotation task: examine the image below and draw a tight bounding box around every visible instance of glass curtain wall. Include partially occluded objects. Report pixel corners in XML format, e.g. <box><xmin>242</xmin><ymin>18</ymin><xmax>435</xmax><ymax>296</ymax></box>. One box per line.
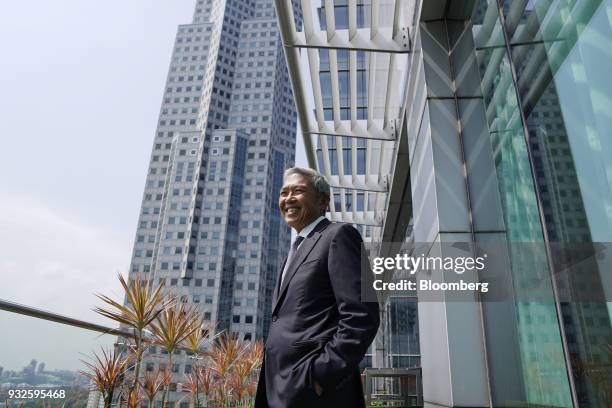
<box><xmin>472</xmin><ymin>0</ymin><xmax>612</xmax><ymax>406</ymax></box>
<box><xmin>472</xmin><ymin>2</ymin><xmax>573</xmax><ymax>406</ymax></box>
<box><xmin>385</xmin><ymin>298</ymin><xmax>420</xmax><ymax>369</ymax></box>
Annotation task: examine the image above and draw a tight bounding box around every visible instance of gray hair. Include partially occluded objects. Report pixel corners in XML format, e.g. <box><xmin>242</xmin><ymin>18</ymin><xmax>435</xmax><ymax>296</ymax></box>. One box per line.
<box><xmin>284</xmin><ymin>167</ymin><xmax>330</xmax><ymax>199</ymax></box>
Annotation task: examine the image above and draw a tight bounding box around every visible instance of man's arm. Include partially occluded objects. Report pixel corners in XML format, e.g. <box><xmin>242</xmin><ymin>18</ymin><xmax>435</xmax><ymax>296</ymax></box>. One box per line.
<box><xmin>310</xmin><ymin>224</ymin><xmax>380</xmax><ymax>392</ymax></box>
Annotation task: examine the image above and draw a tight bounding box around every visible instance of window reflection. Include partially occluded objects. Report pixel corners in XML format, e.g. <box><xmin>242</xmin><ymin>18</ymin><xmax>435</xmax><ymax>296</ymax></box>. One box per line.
<box><xmin>499</xmin><ymin>0</ymin><xmax>612</xmax><ymax>405</ymax></box>
<box><xmin>472</xmin><ymin>2</ymin><xmax>572</xmax><ymax>406</ymax></box>
<box><xmin>472</xmin><ymin>0</ymin><xmax>612</xmax><ymax>406</ymax></box>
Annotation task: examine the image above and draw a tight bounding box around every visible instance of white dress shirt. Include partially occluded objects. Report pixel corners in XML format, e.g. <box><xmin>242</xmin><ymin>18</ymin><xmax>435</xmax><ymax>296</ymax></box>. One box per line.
<box><xmin>296</xmin><ymin>215</ymin><xmax>326</xmax><ymax>239</ymax></box>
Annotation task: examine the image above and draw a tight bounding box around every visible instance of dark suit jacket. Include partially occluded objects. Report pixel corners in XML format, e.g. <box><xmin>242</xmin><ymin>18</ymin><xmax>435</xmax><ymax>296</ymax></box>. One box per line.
<box><xmin>255</xmin><ymin>218</ymin><xmax>380</xmax><ymax>408</ymax></box>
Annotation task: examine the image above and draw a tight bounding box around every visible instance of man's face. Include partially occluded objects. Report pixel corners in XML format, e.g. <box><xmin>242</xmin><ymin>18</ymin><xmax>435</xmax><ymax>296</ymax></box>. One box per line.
<box><xmin>279</xmin><ymin>173</ymin><xmax>328</xmax><ymax>232</ymax></box>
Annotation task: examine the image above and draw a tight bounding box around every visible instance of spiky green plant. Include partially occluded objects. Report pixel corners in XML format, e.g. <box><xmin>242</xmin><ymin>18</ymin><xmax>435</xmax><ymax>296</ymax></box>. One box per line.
<box><xmin>206</xmin><ymin>333</ymin><xmax>249</xmax><ymax>380</ymax></box>
<box><xmin>232</xmin><ymin>340</ymin><xmax>263</xmax><ymax>407</ymax></box>
<box><xmin>199</xmin><ymin>366</ymin><xmax>214</xmax><ymax>405</ymax></box>
<box><xmin>150</xmin><ymin>303</ymin><xmax>200</xmax><ymax>407</ymax></box>
<box><xmin>245</xmin><ymin>379</ymin><xmax>259</xmax><ymax>405</ymax></box>
<box><xmin>181</xmin><ymin>371</ymin><xmax>203</xmax><ymax>408</ymax></box>
<box><xmin>204</xmin><ymin>333</ymin><xmax>251</xmax><ymax>407</ymax></box>
<box><xmin>242</xmin><ymin>340</ymin><xmax>264</xmax><ymax>373</ymax></box>
<box><xmin>159</xmin><ymin>368</ymin><xmax>172</xmax><ymax>407</ymax></box>
<box><xmin>94</xmin><ymin>273</ymin><xmax>172</xmax><ymax>398</ymax></box>
<box><xmin>184</xmin><ymin>318</ymin><xmax>217</xmax><ymax>355</ymax></box>
<box><xmin>80</xmin><ymin>348</ymin><xmax>130</xmax><ymax>408</ymax></box>
<box><xmin>125</xmin><ymin>386</ymin><xmax>144</xmax><ymax>408</ymax></box>
<box><xmin>183</xmin><ymin>318</ymin><xmax>218</xmax><ymax>407</ymax></box>
<box><xmin>140</xmin><ymin>369</ymin><xmax>164</xmax><ymax>408</ymax></box>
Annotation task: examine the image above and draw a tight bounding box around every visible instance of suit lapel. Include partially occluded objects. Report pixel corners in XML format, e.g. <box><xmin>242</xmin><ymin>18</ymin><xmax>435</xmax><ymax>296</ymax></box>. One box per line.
<box><xmin>272</xmin><ymin>218</ymin><xmax>330</xmax><ymax>314</ymax></box>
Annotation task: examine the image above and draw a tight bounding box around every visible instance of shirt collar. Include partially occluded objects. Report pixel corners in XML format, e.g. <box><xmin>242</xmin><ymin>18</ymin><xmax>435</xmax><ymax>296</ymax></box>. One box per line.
<box><xmin>297</xmin><ymin>215</ymin><xmax>326</xmax><ymax>239</ymax></box>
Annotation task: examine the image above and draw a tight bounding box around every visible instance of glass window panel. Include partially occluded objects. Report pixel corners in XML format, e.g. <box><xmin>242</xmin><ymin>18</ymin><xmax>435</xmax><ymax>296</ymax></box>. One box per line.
<box><xmin>319</xmin><ymin>49</ymin><xmax>330</xmax><ymax>71</ymax></box>
<box><xmin>338</xmin><ymin>71</ymin><xmax>350</xmax><ymax>106</ymax></box>
<box><xmin>337</xmin><ymin>50</ymin><xmax>349</xmax><ymax>70</ymax></box>
<box><xmin>357</xmin><ymin>70</ymin><xmax>368</xmax><ymax>105</ymax></box>
<box><xmin>335</xmin><ymin>6</ymin><xmax>348</xmax><ymax>29</ymax></box>
<box><xmin>323</xmin><ymin>108</ymin><xmax>333</xmax><ymax>121</ymax></box>
<box><xmin>320</xmin><ymin>72</ymin><xmax>333</xmax><ymax>108</ymax></box>
<box><xmin>356</xmin><ymin>51</ymin><xmax>367</xmax><ymax>69</ymax></box>
<box><xmin>341</xmin><ymin>136</ymin><xmax>351</xmax><ymax>148</ymax></box>
<box><xmin>387</xmin><ymin>298</ymin><xmax>420</xmax><ymax>356</ymax></box>
<box><xmin>329</xmin><ymin>148</ymin><xmax>338</xmax><ymax>175</ymax></box>
<box><xmin>357</xmin><ymin>107</ymin><xmax>368</xmax><ymax>120</ymax></box>
<box><xmin>345</xmin><ymin>191</ymin><xmax>353</xmax><ymax>211</ymax></box>
<box><xmin>333</xmin><ymin>191</ymin><xmax>341</xmax><ymax>212</ymax></box>
<box><xmin>356</xmin><ymin>192</ymin><xmax>365</xmax><ymax>211</ymax></box>
<box><xmin>357</xmin><ymin>149</ymin><xmax>366</xmax><ymax>174</ymax></box>
<box><xmin>356</xmin><ymin>5</ymin><xmax>366</xmax><ymax>27</ymax></box>
<box><xmin>316</xmin><ymin>149</ymin><xmax>325</xmax><ymax>173</ymax></box>
<box><xmin>343</xmin><ymin>148</ymin><xmax>351</xmax><ymax>174</ymax></box>
<box><xmin>340</xmin><ymin>108</ymin><xmax>350</xmax><ymax>120</ymax></box>
<box><xmin>317</xmin><ymin>7</ymin><xmax>327</xmax><ymax>30</ymax></box>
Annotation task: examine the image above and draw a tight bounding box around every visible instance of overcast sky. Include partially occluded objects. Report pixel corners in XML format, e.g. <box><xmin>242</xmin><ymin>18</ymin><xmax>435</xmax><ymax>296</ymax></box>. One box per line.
<box><xmin>0</xmin><ymin>0</ymin><xmax>306</xmax><ymax>372</ymax></box>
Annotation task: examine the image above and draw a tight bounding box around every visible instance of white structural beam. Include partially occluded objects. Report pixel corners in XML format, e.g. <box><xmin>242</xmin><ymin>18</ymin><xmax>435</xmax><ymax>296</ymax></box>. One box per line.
<box><xmin>329</xmin><ymin>49</ymin><xmax>341</xmax><ymax>126</ymax></box>
<box><xmin>275</xmin><ymin>0</ymin><xmax>411</xmax><ymax>236</ymax></box>
<box><xmin>348</xmin><ymin>0</ymin><xmax>358</xmax><ymax>39</ymax></box>
<box><xmin>371</xmin><ymin>0</ymin><xmax>380</xmax><ymax>39</ymax></box>
<box><xmin>335</xmin><ymin>135</ymin><xmax>346</xmax><ymax>186</ymax></box>
<box><xmin>351</xmin><ymin>137</ymin><xmax>358</xmax><ymax>180</ymax></box>
<box><xmin>367</xmin><ymin>50</ymin><xmax>377</xmax><ymax>126</ymax></box>
<box><xmin>392</xmin><ymin>0</ymin><xmax>401</xmax><ymax>38</ymax></box>
<box><xmin>293</xmin><ymin>28</ymin><xmax>410</xmax><ymax>53</ymax></box>
<box><xmin>319</xmin><ymin>134</ymin><xmax>332</xmax><ymax>175</ymax></box>
<box><xmin>275</xmin><ymin>0</ymin><xmax>317</xmax><ymax>167</ymax></box>
<box><xmin>324</xmin><ymin>0</ymin><xmax>336</xmax><ymax>41</ymax></box>
<box><xmin>383</xmin><ymin>53</ymin><xmax>396</xmax><ymax>129</ymax></box>
<box><xmin>328</xmin><ymin>180</ymin><xmax>388</xmax><ymax>193</ymax></box>
<box><xmin>307</xmin><ymin>48</ymin><xmax>326</xmax><ymax>124</ymax></box>
<box><xmin>307</xmin><ymin>120</ymin><xmax>396</xmax><ymax>141</ymax></box>
<box><xmin>301</xmin><ymin>0</ymin><xmax>316</xmax><ymax>39</ymax></box>
<box><xmin>328</xmin><ymin>211</ymin><xmax>382</xmax><ymax>226</ymax></box>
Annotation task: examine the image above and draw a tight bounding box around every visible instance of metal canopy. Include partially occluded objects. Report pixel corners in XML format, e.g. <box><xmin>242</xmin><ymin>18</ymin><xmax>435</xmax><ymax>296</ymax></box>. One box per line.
<box><xmin>275</xmin><ymin>0</ymin><xmax>414</xmax><ymax>234</ymax></box>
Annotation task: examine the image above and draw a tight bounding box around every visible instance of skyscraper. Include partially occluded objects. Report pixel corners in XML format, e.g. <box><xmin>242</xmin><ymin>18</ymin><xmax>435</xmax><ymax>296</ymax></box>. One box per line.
<box><xmin>125</xmin><ymin>0</ymin><xmax>301</xmax><ymax>399</ymax></box>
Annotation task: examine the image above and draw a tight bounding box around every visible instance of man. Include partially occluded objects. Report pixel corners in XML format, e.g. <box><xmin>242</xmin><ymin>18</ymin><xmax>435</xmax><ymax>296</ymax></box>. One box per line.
<box><xmin>255</xmin><ymin>167</ymin><xmax>380</xmax><ymax>408</ymax></box>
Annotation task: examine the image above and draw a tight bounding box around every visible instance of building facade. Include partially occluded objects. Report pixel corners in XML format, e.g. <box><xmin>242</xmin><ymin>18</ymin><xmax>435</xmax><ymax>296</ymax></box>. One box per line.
<box><xmin>276</xmin><ymin>0</ymin><xmax>612</xmax><ymax>407</ymax></box>
<box><xmin>125</xmin><ymin>0</ymin><xmax>301</xmax><ymax>403</ymax></box>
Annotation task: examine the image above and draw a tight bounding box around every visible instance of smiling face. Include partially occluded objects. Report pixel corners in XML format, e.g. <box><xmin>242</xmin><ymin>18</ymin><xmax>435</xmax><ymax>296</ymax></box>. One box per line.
<box><xmin>279</xmin><ymin>173</ymin><xmax>329</xmax><ymax>232</ymax></box>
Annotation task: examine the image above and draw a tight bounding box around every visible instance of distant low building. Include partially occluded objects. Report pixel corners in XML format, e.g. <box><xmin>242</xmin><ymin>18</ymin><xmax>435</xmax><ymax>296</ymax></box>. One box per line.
<box><xmin>86</xmin><ymin>389</ymin><xmax>104</xmax><ymax>408</ymax></box>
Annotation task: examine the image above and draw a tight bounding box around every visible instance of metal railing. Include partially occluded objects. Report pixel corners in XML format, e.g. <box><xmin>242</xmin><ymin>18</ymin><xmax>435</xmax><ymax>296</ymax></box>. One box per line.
<box><xmin>0</xmin><ymin>298</ymin><xmax>135</xmax><ymax>339</ymax></box>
